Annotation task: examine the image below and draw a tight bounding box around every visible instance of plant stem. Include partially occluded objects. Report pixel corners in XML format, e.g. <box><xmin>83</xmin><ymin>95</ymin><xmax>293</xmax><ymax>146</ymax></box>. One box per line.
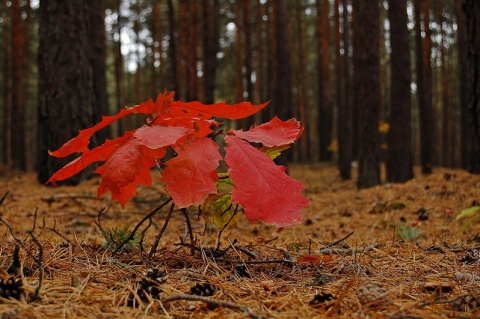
<box><xmin>113</xmin><ymin>197</ymin><xmax>172</xmax><ymax>253</ymax></box>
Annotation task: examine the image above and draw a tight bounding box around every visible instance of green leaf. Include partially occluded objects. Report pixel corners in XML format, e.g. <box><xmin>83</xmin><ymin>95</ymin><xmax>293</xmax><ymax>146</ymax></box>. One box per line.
<box><xmin>456</xmin><ymin>206</ymin><xmax>480</xmax><ymax>220</ymax></box>
<box><xmin>259</xmin><ymin>145</ymin><xmax>290</xmax><ymax>160</ymax></box>
<box><xmin>204</xmin><ymin>193</ymin><xmax>238</xmax><ymax>229</ymax></box>
<box><xmin>460</xmin><ymin>215</ymin><xmax>480</xmax><ymax>233</ymax></box>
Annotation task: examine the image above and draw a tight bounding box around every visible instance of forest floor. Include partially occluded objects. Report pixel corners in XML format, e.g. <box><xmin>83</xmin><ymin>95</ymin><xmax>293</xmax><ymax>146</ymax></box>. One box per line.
<box><xmin>0</xmin><ymin>163</ymin><xmax>479</xmax><ymax>319</ymax></box>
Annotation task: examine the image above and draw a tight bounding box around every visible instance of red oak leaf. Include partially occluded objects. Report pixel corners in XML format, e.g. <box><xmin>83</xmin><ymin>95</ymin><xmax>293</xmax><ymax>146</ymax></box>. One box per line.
<box><xmin>133</xmin><ymin>124</ymin><xmax>194</xmax><ymax>149</ymax></box>
<box><xmin>169</xmin><ymin>100</ymin><xmax>270</xmax><ymax>120</ymax></box>
<box><xmin>49</xmin><ymin>91</ymin><xmax>267</xmax><ymax>158</ymax></box>
<box><xmin>160</xmin><ymin>138</ymin><xmax>222</xmax><ymax>208</ymax></box>
<box><xmin>47</xmin><ymin>132</ymin><xmax>134</xmax><ymax>185</ymax></box>
<box><xmin>95</xmin><ymin>138</ymin><xmax>155</xmax><ymax>206</ymax></box>
<box><xmin>229</xmin><ymin>117</ymin><xmax>303</xmax><ymax>147</ymax></box>
<box><xmin>153</xmin><ymin>116</ymin><xmax>218</xmax><ymax>138</ymax></box>
<box><xmin>224</xmin><ymin>135</ymin><xmax>309</xmax><ymax>227</ymax></box>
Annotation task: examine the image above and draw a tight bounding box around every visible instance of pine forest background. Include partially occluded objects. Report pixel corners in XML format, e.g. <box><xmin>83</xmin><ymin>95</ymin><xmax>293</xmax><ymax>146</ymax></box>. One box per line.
<box><xmin>0</xmin><ymin>0</ymin><xmax>479</xmax><ymax>188</ymax></box>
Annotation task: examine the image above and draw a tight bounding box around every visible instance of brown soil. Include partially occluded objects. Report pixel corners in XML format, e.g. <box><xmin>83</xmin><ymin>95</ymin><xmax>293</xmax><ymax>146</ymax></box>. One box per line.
<box><xmin>0</xmin><ymin>164</ymin><xmax>479</xmax><ymax>318</ymax></box>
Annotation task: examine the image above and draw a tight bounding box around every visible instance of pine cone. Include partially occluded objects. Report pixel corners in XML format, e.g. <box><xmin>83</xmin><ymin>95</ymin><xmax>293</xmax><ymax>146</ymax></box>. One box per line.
<box><xmin>0</xmin><ymin>276</ymin><xmax>24</xmax><ymax>301</ymax></box>
<box><xmin>127</xmin><ymin>268</ymin><xmax>167</xmax><ymax>307</ymax></box>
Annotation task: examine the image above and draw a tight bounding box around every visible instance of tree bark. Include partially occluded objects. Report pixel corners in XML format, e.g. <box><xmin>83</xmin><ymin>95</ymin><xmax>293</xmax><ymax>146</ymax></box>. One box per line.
<box><xmin>273</xmin><ymin>0</ymin><xmax>293</xmax><ymax>165</ymax></box>
<box><xmin>317</xmin><ymin>0</ymin><xmax>332</xmax><ymax>161</ymax></box>
<box><xmin>353</xmin><ymin>0</ymin><xmax>381</xmax><ymax>188</ymax></box>
<box><xmin>202</xmin><ymin>0</ymin><xmax>220</xmax><ymax>104</ymax></box>
<box><xmin>113</xmin><ymin>0</ymin><xmax>124</xmax><ymax>134</ymax></box>
<box><xmin>89</xmin><ymin>0</ymin><xmax>110</xmax><ymax>144</ymax></box>
<box><xmin>339</xmin><ymin>0</ymin><xmax>352</xmax><ymax>179</ymax></box>
<box><xmin>414</xmin><ymin>0</ymin><xmax>435</xmax><ymax>174</ymax></box>
<box><xmin>386</xmin><ymin>0</ymin><xmax>413</xmax><ymax>182</ymax></box>
<box><xmin>2</xmin><ymin>0</ymin><xmax>11</xmax><ymax>165</ymax></box>
<box><xmin>11</xmin><ymin>0</ymin><xmax>26</xmax><ymax>170</ymax></box>
<box><xmin>167</xmin><ymin>0</ymin><xmax>180</xmax><ymax>97</ymax></box>
<box><xmin>294</xmin><ymin>0</ymin><xmax>309</xmax><ymax>162</ymax></box>
<box><xmin>457</xmin><ymin>0</ymin><xmax>469</xmax><ymax>170</ymax></box>
<box><xmin>37</xmin><ymin>0</ymin><xmax>106</xmax><ymax>184</ymax></box>
<box><xmin>463</xmin><ymin>0</ymin><xmax>480</xmax><ymax>173</ymax></box>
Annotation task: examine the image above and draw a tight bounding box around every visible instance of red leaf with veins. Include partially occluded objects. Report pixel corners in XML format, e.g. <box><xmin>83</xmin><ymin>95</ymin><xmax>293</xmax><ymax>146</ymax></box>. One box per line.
<box><xmin>49</xmin><ymin>91</ymin><xmax>266</xmax><ymax>158</ymax></box>
<box><xmin>95</xmin><ymin>139</ymin><xmax>155</xmax><ymax>206</ymax></box>
<box><xmin>169</xmin><ymin>100</ymin><xmax>269</xmax><ymax>120</ymax></box>
<box><xmin>48</xmin><ymin>92</ymin><xmax>176</xmax><ymax>158</ymax></box>
<box><xmin>47</xmin><ymin>132</ymin><xmax>134</xmax><ymax>185</ymax></box>
<box><xmin>224</xmin><ymin>135</ymin><xmax>309</xmax><ymax>227</ymax></box>
<box><xmin>229</xmin><ymin>117</ymin><xmax>303</xmax><ymax>147</ymax></box>
<box><xmin>160</xmin><ymin>138</ymin><xmax>222</xmax><ymax>208</ymax></box>
<box><xmin>134</xmin><ymin>124</ymin><xmax>193</xmax><ymax>149</ymax></box>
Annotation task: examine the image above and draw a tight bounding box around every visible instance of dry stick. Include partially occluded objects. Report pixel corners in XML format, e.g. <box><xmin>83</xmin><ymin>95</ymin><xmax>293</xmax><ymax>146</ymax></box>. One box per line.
<box><xmin>149</xmin><ymin>202</ymin><xmax>175</xmax><ymax>257</ymax></box>
<box><xmin>327</xmin><ymin>230</ymin><xmax>355</xmax><ymax>247</ymax></box>
<box><xmin>181</xmin><ymin>208</ymin><xmax>195</xmax><ymax>255</ymax></box>
<box><xmin>40</xmin><ymin>217</ymin><xmax>75</xmax><ymax>247</ymax></box>
<box><xmin>113</xmin><ymin>197</ymin><xmax>173</xmax><ymax>253</ymax></box>
<box><xmin>215</xmin><ymin>204</ymin><xmax>238</xmax><ymax>252</ymax></box>
<box><xmin>26</xmin><ymin>230</ymin><xmax>43</xmax><ymax>302</ymax></box>
<box><xmin>138</xmin><ymin>217</ymin><xmax>153</xmax><ymax>253</ymax></box>
<box><xmin>0</xmin><ymin>191</ymin><xmax>10</xmax><ymax>205</ymax></box>
<box><xmin>215</xmin><ymin>258</ymin><xmax>295</xmax><ymax>265</ymax></box>
<box><xmin>160</xmin><ymin>294</ymin><xmax>260</xmax><ymax>319</ymax></box>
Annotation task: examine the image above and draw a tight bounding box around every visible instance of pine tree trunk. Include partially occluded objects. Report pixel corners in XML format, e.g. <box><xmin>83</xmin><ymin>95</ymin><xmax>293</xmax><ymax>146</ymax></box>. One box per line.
<box><xmin>294</xmin><ymin>0</ymin><xmax>309</xmax><ymax>162</ymax></box>
<box><xmin>386</xmin><ymin>0</ymin><xmax>413</xmax><ymax>182</ymax></box>
<box><xmin>336</xmin><ymin>0</ymin><xmax>351</xmax><ymax>179</ymax></box>
<box><xmin>167</xmin><ymin>0</ymin><xmax>180</xmax><ymax>97</ymax></box>
<box><xmin>273</xmin><ymin>0</ymin><xmax>293</xmax><ymax>165</ymax></box>
<box><xmin>202</xmin><ymin>0</ymin><xmax>220</xmax><ymax>104</ymax></box>
<box><xmin>37</xmin><ymin>0</ymin><xmax>103</xmax><ymax>184</ymax></box>
<box><xmin>457</xmin><ymin>0</ymin><xmax>470</xmax><ymax>170</ymax></box>
<box><xmin>353</xmin><ymin>0</ymin><xmax>381</xmax><ymax>188</ymax></box>
<box><xmin>339</xmin><ymin>0</ymin><xmax>353</xmax><ymax>179</ymax></box>
<box><xmin>463</xmin><ymin>0</ymin><xmax>480</xmax><ymax>173</ymax></box>
<box><xmin>414</xmin><ymin>0</ymin><xmax>434</xmax><ymax>174</ymax></box>
<box><xmin>2</xmin><ymin>0</ymin><xmax>12</xmax><ymax>165</ymax></box>
<box><xmin>316</xmin><ymin>0</ymin><xmax>332</xmax><ymax>162</ymax></box>
<box><xmin>11</xmin><ymin>0</ymin><xmax>26</xmax><ymax>170</ymax></box>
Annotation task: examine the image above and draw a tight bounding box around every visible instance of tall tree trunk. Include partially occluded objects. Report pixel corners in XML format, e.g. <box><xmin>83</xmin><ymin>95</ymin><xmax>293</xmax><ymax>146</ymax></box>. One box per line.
<box><xmin>457</xmin><ymin>0</ymin><xmax>469</xmax><ymax>169</ymax></box>
<box><xmin>294</xmin><ymin>0</ymin><xmax>309</xmax><ymax>162</ymax></box>
<box><xmin>243</xmin><ymin>0</ymin><xmax>253</xmax><ymax>103</ymax></box>
<box><xmin>351</xmin><ymin>0</ymin><xmax>360</xmax><ymax>160</ymax></box>
<box><xmin>202</xmin><ymin>0</ymin><xmax>220</xmax><ymax>104</ymax></box>
<box><xmin>414</xmin><ymin>0</ymin><xmax>434</xmax><ymax>174</ymax></box>
<box><xmin>89</xmin><ymin>0</ymin><xmax>110</xmax><ymax>144</ymax></box>
<box><xmin>188</xmin><ymin>0</ymin><xmax>199</xmax><ymax>101</ymax></box>
<box><xmin>273</xmin><ymin>0</ymin><xmax>293</xmax><ymax>165</ymax></box>
<box><xmin>438</xmin><ymin>2</ymin><xmax>450</xmax><ymax>167</ymax></box>
<box><xmin>339</xmin><ymin>0</ymin><xmax>352</xmax><ymax>179</ymax></box>
<box><xmin>178</xmin><ymin>0</ymin><xmax>188</xmax><ymax>100</ymax></box>
<box><xmin>463</xmin><ymin>0</ymin><xmax>480</xmax><ymax>173</ymax></box>
<box><xmin>386</xmin><ymin>0</ymin><xmax>413</xmax><ymax>182</ymax></box>
<box><xmin>167</xmin><ymin>0</ymin><xmax>180</xmax><ymax>97</ymax></box>
<box><xmin>113</xmin><ymin>0</ymin><xmax>124</xmax><ymax>134</ymax></box>
<box><xmin>317</xmin><ymin>0</ymin><xmax>332</xmax><ymax>161</ymax></box>
<box><xmin>37</xmin><ymin>0</ymin><xmax>103</xmax><ymax>184</ymax></box>
<box><xmin>2</xmin><ymin>0</ymin><xmax>11</xmax><ymax>165</ymax></box>
<box><xmin>11</xmin><ymin>0</ymin><xmax>26</xmax><ymax>170</ymax></box>
<box><xmin>150</xmin><ymin>2</ymin><xmax>162</xmax><ymax>98</ymax></box>
<box><xmin>234</xmin><ymin>0</ymin><xmax>244</xmax><ymax>104</ymax></box>
<box><xmin>133</xmin><ymin>0</ymin><xmax>141</xmax><ymax>105</ymax></box>
<box><xmin>353</xmin><ymin>0</ymin><xmax>381</xmax><ymax>188</ymax></box>
<box><xmin>336</xmin><ymin>0</ymin><xmax>348</xmax><ymax>178</ymax></box>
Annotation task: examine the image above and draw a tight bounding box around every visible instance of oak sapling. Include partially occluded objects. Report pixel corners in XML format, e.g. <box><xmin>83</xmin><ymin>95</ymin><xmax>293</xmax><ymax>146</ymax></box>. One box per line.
<box><xmin>47</xmin><ymin>91</ymin><xmax>310</xmax><ymax>232</ymax></box>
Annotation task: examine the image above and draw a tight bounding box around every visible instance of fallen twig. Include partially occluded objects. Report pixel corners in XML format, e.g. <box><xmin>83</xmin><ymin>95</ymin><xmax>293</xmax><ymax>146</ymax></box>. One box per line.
<box><xmin>149</xmin><ymin>202</ymin><xmax>175</xmax><ymax>257</ymax></box>
<box><xmin>113</xmin><ymin>197</ymin><xmax>172</xmax><ymax>253</ymax></box>
<box><xmin>160</xmin><ymin>294</ymin><xmax>261</xmax><ymax>318</ymax></box>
